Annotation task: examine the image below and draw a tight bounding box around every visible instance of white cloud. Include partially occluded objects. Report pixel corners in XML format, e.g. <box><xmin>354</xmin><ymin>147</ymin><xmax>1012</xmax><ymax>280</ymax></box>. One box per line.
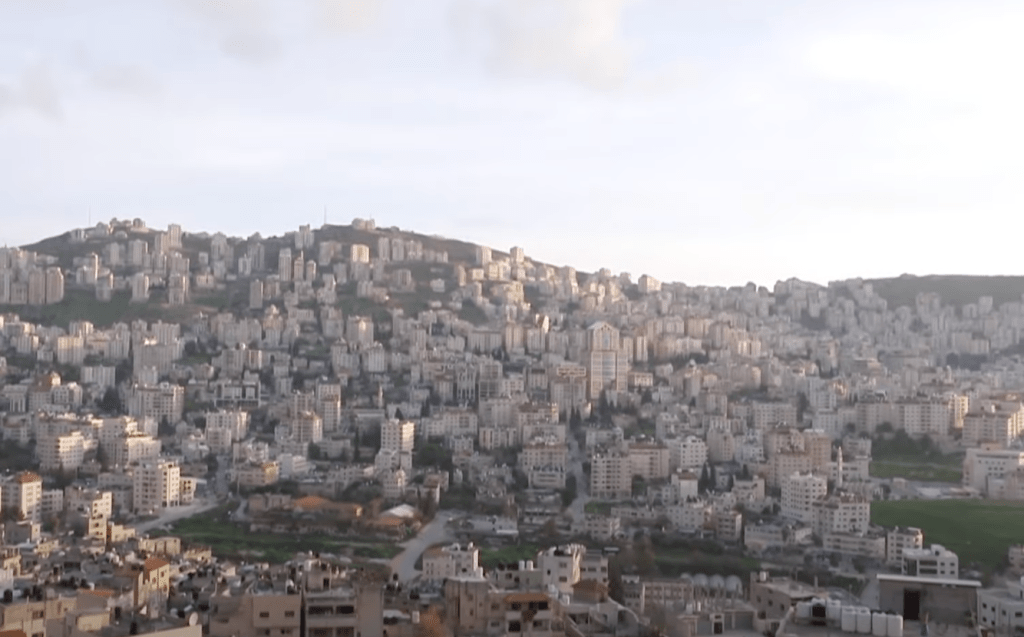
<box><xmin>312</xmin><ymin>0</ymin><xmax>384</xmax><ymax>33</ymax></box>
<box><xmin>452</xmin><ymin>0</ymin><xmax>634</xmax><ymax>89</ymax></box>
<box><xmin>0</xmin><ymin>62</ymin><xmax>63</xmax><ymax>120</ymax></box>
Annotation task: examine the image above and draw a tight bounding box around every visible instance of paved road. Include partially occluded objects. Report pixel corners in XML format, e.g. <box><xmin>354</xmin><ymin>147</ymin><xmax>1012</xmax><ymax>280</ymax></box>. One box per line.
<box><xmin>389</xmin><ymin>510</ymin><xmax>456</xmax><ymax>582</ymax></box>
<box><xmin>134</xmin><ymin>498</ymin><xmax>219</xmax><ymax>533</ymax></box>
<box><xmin>566</xmin><ymin>434</ymin><xmax>589</xmax><ymax>524</ymax></box>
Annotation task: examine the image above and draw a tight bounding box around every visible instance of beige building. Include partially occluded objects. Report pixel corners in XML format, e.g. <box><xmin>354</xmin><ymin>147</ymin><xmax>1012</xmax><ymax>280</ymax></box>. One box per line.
<box><xmin>132</xmin><ymin>460</ymin><xmax>183</xmax><ymax>515</ymax></box>
<box><xmin>422</xmin><ymin>542</ymin><xmax>482</xmax><ymax>581</ymax></box>
<box><xmin>962</xmin><ymin>446</ymin><xmax>1024</xmax><ymax>493</ymax></box>
<box><xmin>381</xmin><ymin>419</ymin><xmax>415</xmax><ymax>454</ymax></box>
<box><xmin>2</xmin><ymin>471</ymin><xmax>43</xmax><ymax>522</ymax></box>
<box><xmin>628</xmin><ymin>442</ymin><xmax>670</xmax><ymax>481</ymax></box>
<box><xmin>235</xmin><ymin>461</ymin><xmax>280</xmax><ymax>489</ymax></box>
<box><xmin>129</xmin><ymin>382</ymin><xmax>184</xmax><ymax>425</ymax></box>
<box><xmin>813</xmin><ymin>492</ymin><xmax>870</xmax><ymax>537</ymax></box>
<box><xmin>886</xmin><ymin>526</ymin><xmax>924</xmax><ymax>565</ymax></box>
<box><xmin>37</xmin><ymin>431</ymin><xmax>87</xmax><ymax>473</ymax></box>
<box><xmin>963</xmin><ymin>405</ymin><xmax>1024</xmax><ymax>447</ymax></box>
<box><xmin>585</xmin><ymin>321</ymin><xmax>629</xmax><ymax>400</ymax></box>
<box><xmin>209</xmin><ymin>592</ymin><xmax>302</xmax><ymax>637</ymax></box>
<box><xmin>780</xmin><ymin>472</ymin><xmax>827</xmax><ymax>524</ymax></box>
<box><xmin>590</xmin><ymin>451</ymin><xmax>632</xmax><ymax>500</ymax></box>
<box><xmin>291</xmin><ymin>411</ymin><xmax>323</xmax><ymax>444</ymax></box>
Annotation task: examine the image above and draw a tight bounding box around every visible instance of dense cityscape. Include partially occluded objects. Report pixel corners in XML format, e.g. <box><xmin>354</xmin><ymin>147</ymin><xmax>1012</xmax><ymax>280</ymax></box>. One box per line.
<box><xmin>0</xmin><ymin>217</ymin><xmax>1021</xmax><ymax>637</ymax></box>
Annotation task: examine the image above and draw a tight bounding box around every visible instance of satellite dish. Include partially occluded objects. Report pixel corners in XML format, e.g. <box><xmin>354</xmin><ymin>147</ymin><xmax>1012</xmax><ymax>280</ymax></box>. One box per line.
<box><xmin>188</xmin><ymin>612</ymin><xmax>199</xmax><ymax>626</ymax></box>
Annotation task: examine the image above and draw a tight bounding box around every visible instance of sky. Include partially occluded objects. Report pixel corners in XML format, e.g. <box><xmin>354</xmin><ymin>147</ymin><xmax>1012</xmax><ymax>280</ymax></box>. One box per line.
<box><xmin>2</xmin><ymin>0</ymin><xmax>1024</xmax><ymax>287</ymax></box>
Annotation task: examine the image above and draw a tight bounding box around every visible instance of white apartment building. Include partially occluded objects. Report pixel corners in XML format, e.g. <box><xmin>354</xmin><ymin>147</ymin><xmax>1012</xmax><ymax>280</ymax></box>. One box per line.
<box><xmin>37</xmin><ymin>431</ymin><xmax>86</xmax><ymax>473</ymax></box>
<box><xmin>706</xmin><ymin>428</ymin><xmax>735</xmax><ymax>463</ymax></box>
<box><xmin>629</xmin><ymin>442</ymin><xmax>670</xmax><ymax>481</ymax></box>
<box><xmin>886</xmin><ymin>526</ymin><xmax>924</xmax><ymax>565</ymax></box>
<box><xmin>780</xmin><ymin>472</ymin><xmax>827</xmax><ymax>523</ymax></box>
<box><xmin>902</xmin><ymin>544</ymin><xmax>959</xmax><ymax>578</ymax></box>
<box><xmin>666</xmin><ymin>500</ymin><xmax>712</xmax><ymax>534</ymax></box>
<box><xmin>962</xmin><ymin>446</ymin><xmax>1024</xmax><ymax>493</ymax></box>
<box><xmin>896</xmin><ymin>400</ymin><xmax>954</xmax><ymax>437</ymax></box>
<box><xmin>519</xmin><ymin>441</ymin><xmax>568</xmax><ymax>472</ymax></box>
<box><xmin>963</xmin><ymin>406</ymin><xmax>1024</xmax><ymax>447</ymax></box>
<box><xmin>422</xmin><ymin>543</ymin><xmax>482</xmax><ymax>581</ymax></box>
<box><xmin>381</xmin><ymin>419</ymin><xmax>415</xmax><ymax>454</ymax></box>
<box><xmin>585</xmin><ymin>322</ymin><xmax>628</xmax><ymax>400</ymax></box>
<box><xmin>133</xmin><ymin>459</ymin><xmax>182</xmax><ymax>515</ymax></box>
<box><xmin>590</xmin><ymin>451</ymin><xmax>632</xmax><ymax>500</ymax></box>
<box><xmin>129</xmin><ymin>382</ymin><xmax>184</xmax><ymax>424</ymax></box>
<box><xmin>812</xmin><ymin>493</ymin><xmax>870</xmax><ymax>537</ymax></box>
<box><xmin>291</xmin><ymin>411</ymin><xmax>323</xmax><ymax>444</ymax></box>
<box><xmin>2</xmin><ymin>471</ymin><xmax>43</xmax><ymax>522</ymax></box>
<box><xmin>535</xmin><ymin>544</ymin><xmax>607</xmax><ymax>594</ymax></box>
<box><xmin>978</xmin><ymin>576</ymin><xmax>1024</xmax><ymax>634</ymax></box>
<box><xmin>669</xmin><ymin>436</ymin><xmax>708</xmax><ymax>470</ymax></box>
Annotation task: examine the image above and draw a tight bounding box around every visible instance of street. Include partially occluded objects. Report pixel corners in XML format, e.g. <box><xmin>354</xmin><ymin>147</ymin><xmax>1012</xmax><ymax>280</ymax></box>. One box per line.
<box><xmin>134</xmin><ymin>498</ymin><xmax>219</xmax><ymax>533</ymax></box>
<box><xmin>566</xmin><ymin>433</ymin><xmax>589</xmax><ymax>523</ymax></box>
<box><xmin>389</xmin><ymin>510</ymin><xmax>457</xmax><ymax>582</ymax></box>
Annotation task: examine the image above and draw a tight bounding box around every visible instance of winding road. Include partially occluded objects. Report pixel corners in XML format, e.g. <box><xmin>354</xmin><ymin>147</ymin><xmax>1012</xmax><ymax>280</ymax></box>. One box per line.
<box><xmin>388</xmin><ymin>510</ymin><xmax>457</xmax><ymax>582</ymax></box>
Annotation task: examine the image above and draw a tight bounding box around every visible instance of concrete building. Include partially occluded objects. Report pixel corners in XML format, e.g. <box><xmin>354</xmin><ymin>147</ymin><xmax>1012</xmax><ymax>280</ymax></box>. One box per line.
<box><xmin>132</xmin><ymin>459</ymin><xmax>182</xmax><ymax>515</ymax></box>
<box><xmin>902</xmin><ymin>544</ymin><xmax>959</xmax><ymax>578</ymax></box>
<box><xmin>422</xmin><ymin>542</ymin><xmax>482</xmax><ymax>581</ymax></box>
<box><xmin>780</xmin><ymin>472</ymin><xmax>827</xmax><ymax>524</ymax></box>
<box><xmin>886</xmin><ymin>526</ymin><xmax>924</xmax><ymax>565</ymax></box>
<box><xmin>590</xmin><ymin>450</ymin><xmax>632</xmax><ymax>500</ymax></box>
<box><xmin>2</xmin><ymin>471</ymin><xmax>43</xmax><ymax>522</ymax></box>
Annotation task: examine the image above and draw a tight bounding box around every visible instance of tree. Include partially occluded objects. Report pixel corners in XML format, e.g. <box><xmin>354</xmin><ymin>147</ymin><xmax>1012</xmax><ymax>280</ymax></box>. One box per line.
<box><xmin>100</xmin><ymin>387</ymin><xmax>122</xmax><ymax>414</ymax></box>
<box><xmin>698</xmin><ymin>463</ymin><xmax>711</xmax><ymax>494</ymax></box>
<box><xmin>394</xmin><ymin>408</ymin><xmax>404</xmax><ymax>421</ymax></box>
<box><xmin>641</xmin><ymin>388</ymin><xmax>653</xmax><ymax>405</ymax></box>
<box><xmin>158</xmin><ymin>416</ymin><xmax>175</xmax><ymax>438</ymax></box>
<box><xmin>708</xmin><ymin>464</ymin><xmax>718</xmax><ymax>491</ymax></box>
<box><xmin>561</xmin><ymin>474</ymin><xmax>578</xmax><ymax>508</ymax></box>
<box><xmin>796</xmin><ymin>392</ymin><xmax>809</xmax><ymax>423</ymax></box>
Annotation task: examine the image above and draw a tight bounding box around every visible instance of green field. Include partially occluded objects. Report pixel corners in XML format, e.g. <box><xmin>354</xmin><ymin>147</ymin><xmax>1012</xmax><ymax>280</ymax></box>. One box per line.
<box><xmin>166</xmin><ymin>506</ymin><xmax>401</xmax><ymax>563</ymax></box>
<box><xmin>870</xmin><ymin>462</ymin><xmax>962</xmax><ymax>483</ymax></box>
<box><xmin>871</xmin><ymin>499</ymin><xmax>1024</xmax><ymax>571</ymax></box>
<box><xmin>480</xmin><ymin>544</ymin><xmax>540</xmax><ymax>568</ymax></box>
<box><xmin>0</xmin><ymin>289</ymin><xmax>203</xmax><ymax>329</ymax></box>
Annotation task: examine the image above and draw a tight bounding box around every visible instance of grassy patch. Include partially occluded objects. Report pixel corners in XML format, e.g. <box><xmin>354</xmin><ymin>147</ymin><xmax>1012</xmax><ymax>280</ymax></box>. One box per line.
<box><xmin>167</xmin><ymin>506</ymin><xmax>399</xmax><ymax>564</ymax></box>
<box><xmin>0</xmin><ymin>289</ymin><xmax>199</xmax><ymax>329</ymax></box>
<box><xmin>584</xmin><ymin>501</ymin><xmax>612</xmax><ymax>515</ymax></box>
<box><xmin>480</xmin><ymin>544</ymin><xmax>540</xmax><ymax>568</ymax></box>
<box><xmin>871</xmin><ymin>499</ymin><xmax>1024</xmax><ymax>571</ymax></box>
<box><xmin>458</xmin><ymin>303</ymin><xmax>489</xmax><ymax>326</ymax></box>
<box><xmin>865</xmin><ymin>275</ymin><xmax>1024</xmax><ymax>310</ymax></box>
<box><xmin>870</xmin><ymin>462</ymin><xmax>962</xmax><ymax>483</ymax></box>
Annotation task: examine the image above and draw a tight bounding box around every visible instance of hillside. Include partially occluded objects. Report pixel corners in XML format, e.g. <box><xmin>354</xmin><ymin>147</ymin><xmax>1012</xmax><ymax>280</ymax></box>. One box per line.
<box><xmin>863</xmin><ymin>275</ymin><xmax>1024</xmax><ymax>310</ymax></box>
<box><xmin>9</xmin><ymin>222</ymin><xmax>533</xmax><ymax>329</ymax></box>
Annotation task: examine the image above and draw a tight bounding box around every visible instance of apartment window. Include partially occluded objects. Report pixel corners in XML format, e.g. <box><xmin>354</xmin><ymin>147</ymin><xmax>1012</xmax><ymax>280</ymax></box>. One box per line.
<box><xmin>284</xmin><ymin>611</ymin><xmax>295</xmax><ymax>618</ymax></box>
<box><xmin>259</xmin><ymin>612</ymin><xmax>270</xmax><ymax>618</ymax></box>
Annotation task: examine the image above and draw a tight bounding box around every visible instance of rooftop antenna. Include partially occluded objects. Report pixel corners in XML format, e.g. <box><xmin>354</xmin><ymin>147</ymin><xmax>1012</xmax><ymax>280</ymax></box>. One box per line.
<box><xmin>88</xmin><ymin>207</ymin><xmax>91</xmax><ymax>226</ymax></box>
<box><xmin>323</xmin><ymin>204</ymin><xmax>327</xmax><ymax>226</ymax></box>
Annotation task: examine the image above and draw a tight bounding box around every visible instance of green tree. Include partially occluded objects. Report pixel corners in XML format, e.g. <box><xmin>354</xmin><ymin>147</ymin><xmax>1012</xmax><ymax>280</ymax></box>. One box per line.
<box><xmin>698</xmin><ymin>463</ymin><xmax>711</xmax><ymax>494</ymax></box>
<box><xmin>99</xmin><ymin>387</ymin><xmax>122</xmax><ymax>414</ymax></box>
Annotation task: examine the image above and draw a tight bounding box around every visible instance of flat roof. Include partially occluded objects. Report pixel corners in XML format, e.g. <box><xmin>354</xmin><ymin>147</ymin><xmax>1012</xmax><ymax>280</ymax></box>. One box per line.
<box><xmin>877</xmin><ymin>574</ymin><xmax>981</xmax><ymax>588</ymax></box>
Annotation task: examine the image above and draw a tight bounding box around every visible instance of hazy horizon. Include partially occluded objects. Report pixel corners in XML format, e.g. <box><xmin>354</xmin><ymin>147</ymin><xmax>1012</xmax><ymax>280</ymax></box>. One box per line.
<box><xmin>3</xmin><ymin>0</ymin><xmax>1024</xmax><ymax>287</ymax></box>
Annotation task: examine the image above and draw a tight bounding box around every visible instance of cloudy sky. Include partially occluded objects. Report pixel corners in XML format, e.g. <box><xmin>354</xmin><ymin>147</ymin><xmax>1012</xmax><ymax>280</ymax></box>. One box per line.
<box><xmin>2</xmin><ymin>0</ymin><xmax>1023</xmax><ymax>287</ymax></box>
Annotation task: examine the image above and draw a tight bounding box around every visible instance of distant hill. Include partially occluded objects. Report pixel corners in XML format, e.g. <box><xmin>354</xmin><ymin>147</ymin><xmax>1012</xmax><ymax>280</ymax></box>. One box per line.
<box><xmin>10</xmin><ymin>223</ymin><xmax>532</xmax><ymax>329</ymax></box>
<box><xmin>864</xmin><ymin>275</ymin><xmax>1024</xmax><ymax>309</ymax></box>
